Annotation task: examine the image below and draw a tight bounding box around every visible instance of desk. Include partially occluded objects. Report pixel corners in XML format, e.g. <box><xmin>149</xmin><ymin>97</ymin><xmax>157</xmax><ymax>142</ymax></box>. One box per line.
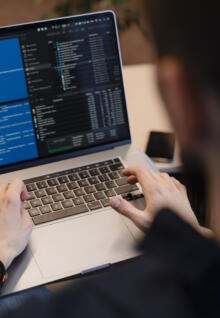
<box><xmin>123</xmin><ymin>64</ymin><xmax>182</xmax><ymax>172</ymax></box>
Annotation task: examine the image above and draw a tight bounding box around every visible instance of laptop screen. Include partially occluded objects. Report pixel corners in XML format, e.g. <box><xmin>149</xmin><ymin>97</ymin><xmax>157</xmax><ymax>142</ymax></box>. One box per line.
<box><xmin>0</xmin><ymin>11</ymin><xmax>130</xmax><ymax>169</ymax></box>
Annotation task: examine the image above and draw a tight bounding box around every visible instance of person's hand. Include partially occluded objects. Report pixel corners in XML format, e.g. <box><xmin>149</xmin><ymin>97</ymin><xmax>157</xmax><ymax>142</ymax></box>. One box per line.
<box><xmin>0</xmin><ymin>179</ymin><xmax>32</xmax><ymax>269</ymax></box>
<box><xmin>110</xmin><ymin>166</ymin><xmax>200</xmax><ymax>232</ymax></box>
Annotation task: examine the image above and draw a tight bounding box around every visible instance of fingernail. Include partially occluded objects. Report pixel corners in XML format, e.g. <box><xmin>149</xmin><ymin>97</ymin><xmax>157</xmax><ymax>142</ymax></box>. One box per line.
<box><xmin>112</xmin><ymin>198</ymin><xmax>121</xmax><ymax>209</ymax></box>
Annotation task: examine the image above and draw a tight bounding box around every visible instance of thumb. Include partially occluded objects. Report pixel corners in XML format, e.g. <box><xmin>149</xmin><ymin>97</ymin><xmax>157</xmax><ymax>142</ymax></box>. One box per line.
<box><xmin>110</xmin><ymin>197</ymin><xmax>151</xmax><ymax>232</ymax></box>
<box><xmin>21</xmin><ymin>209</ymin><xmax>33</xmax><ymax>232</ymax></box>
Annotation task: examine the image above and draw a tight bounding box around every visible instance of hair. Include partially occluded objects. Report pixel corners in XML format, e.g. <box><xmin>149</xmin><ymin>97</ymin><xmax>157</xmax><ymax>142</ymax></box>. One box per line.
<box><xmin>145</xmin><ymin>1</ymin><xmax>220</xmax><ymax>95</ymax></box>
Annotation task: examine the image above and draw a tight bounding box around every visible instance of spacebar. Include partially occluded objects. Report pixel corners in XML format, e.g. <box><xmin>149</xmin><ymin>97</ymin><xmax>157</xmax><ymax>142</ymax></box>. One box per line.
<box><xmin>33</xmin><ymin>205</ymin><xmax>89</xmax><ymax>225</ymax></box>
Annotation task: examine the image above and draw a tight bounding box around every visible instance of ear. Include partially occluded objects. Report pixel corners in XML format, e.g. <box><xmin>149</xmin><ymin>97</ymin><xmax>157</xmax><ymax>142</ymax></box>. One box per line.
<box><xmin>157</xmin><ymin>57</ymin><xmax>202</xmax><ymax>148</ymax></box>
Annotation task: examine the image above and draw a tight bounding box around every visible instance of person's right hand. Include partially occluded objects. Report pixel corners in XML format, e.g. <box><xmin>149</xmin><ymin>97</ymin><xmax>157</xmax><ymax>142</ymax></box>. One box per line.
<box><xmin>110</xmin><ymin>166</ymin><xmax>200</xmax><ymax>233</ymax></box>
<box><xmin>0</xmin><ymin>179</ymin><xmax>32</xmax><ymax>269</ymax></box>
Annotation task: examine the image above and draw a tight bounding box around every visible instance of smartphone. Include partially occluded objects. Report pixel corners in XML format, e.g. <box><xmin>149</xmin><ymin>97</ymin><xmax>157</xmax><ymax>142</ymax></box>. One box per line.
<box><xmin>146</xmin><ymin>131</ymin><xmax>175</xmax><ymax>162</ymax></box>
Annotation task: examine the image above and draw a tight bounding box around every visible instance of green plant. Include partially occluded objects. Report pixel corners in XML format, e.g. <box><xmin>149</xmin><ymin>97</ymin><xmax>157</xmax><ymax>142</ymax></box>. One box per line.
<box><xmin>35</xmin><ymin>0</ymin><xmax>149</xmax><ymax>38</ymax></box>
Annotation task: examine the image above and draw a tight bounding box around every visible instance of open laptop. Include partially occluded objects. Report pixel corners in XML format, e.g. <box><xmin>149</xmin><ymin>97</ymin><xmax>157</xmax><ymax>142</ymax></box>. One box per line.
<box><xmin>0</xmin><ymin>11</ymin><xmax>156</xmax><ymax>296</ymax></box>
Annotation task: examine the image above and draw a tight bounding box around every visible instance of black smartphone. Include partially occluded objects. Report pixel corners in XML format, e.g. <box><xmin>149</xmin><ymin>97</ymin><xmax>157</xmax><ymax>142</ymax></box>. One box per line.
<box><xmin>146</xmin><ymin>131</ymin><xmax>175</xmax><ymax>162</ymax></box>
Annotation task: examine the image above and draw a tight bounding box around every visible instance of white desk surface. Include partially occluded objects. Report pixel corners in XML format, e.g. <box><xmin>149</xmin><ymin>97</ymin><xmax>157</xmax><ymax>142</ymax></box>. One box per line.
<box><xmin>123</xmin><ymin>64</ymin><xmax>182</xmax><ymax>171</ymax></box>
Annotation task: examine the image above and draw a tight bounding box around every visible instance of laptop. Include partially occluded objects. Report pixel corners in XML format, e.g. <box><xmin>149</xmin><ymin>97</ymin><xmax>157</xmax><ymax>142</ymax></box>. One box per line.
<box><xmin>0</xmin><ymin>11</ymin><xmax>156</xmax><ymax>296</ymax></box>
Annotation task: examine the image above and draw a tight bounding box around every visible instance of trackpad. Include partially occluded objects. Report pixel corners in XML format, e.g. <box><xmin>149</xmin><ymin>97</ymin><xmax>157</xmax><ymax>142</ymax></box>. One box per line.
<box><xmin>30</xmin><ymin>210</ymin><xmax>137</xmax><ymax>278</ymax></box>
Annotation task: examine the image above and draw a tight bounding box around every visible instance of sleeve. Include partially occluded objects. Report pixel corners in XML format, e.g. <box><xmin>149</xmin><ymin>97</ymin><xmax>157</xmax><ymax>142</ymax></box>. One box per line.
<box><xmin>140</xmin><ymin>209</ymin><xmax>220</xmax><ymax>278</ymax></box>
<box><xmin>1</xmin><ymin>209</ymin><xmax>220</xmax><ymax>318</ymax></box>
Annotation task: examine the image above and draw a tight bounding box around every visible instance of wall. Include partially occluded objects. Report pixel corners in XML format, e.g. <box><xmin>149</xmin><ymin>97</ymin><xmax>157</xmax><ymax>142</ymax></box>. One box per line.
<box><xmin>0</xmin><ymin>0</ymin><xmax>155</xmax><ymax>65</ymax></box>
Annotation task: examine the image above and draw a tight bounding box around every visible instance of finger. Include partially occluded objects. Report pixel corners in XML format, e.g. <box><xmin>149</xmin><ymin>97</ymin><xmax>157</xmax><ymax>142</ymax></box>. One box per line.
<box><xmin>20</xmin><ymin>184</ymin><xmax>29</xmax><ymax>201</ymax></box>
<box><xmin>4</xmin><ymin>179</ymin><xmax>27</xmax><ymax>215</ymax></box>
<box><xmin>0</xmin><ymin>183</ymin><xmax>9</xmax><ymax>199</ymax></box>
<box><xmin>171</xmin><ymin>177</ymin><xmax>187</xmax><ymax>195</ymax></box>
<box><xmin>7</xmin><ymin>179</ymin><xmax>28</xmax><ymax>201</ymax></box>
<box><xmin>126</xmin><ymin>176</ymin><xmax>138</xmax><ymax>184</ymax></box>
<box><xmin>110</xmin><ymin>196</ymin><xmax>151</xmax><ymax>232</ymax></box>
<box><xmin>21</xmin><ymin>209</ymin><xmax>33</xmax><ymax>230</ymax></box>
<box><xmin>123</xmin><ymin>166</ymin><xmax>156</xmax><ymax>194</ymax></box>
<box><xmin>158</xmin><ymin>172</ymin><xmax>175</xmax><ymax>186</ymax></box>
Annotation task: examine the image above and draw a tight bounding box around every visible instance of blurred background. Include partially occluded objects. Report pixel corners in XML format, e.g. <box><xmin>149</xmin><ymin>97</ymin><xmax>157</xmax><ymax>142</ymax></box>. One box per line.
<box><xmin>0</xmin><ymin>0</ymin><xmax>155</xmax><ymax>65</ymax></box>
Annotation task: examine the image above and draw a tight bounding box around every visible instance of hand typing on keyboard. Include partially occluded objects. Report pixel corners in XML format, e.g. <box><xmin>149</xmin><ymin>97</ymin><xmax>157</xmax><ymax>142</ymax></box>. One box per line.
<box><xmin>0</xmin><ymin>179</ymin><xmax>32</xmax><ymax>269</ymax></box>
<box><xmin>23</xmin><ymin>158</ymin><xmax>142</xmax><ymax>226</ymax></box>
<box><xmin>110</xmin><ymin>166</ymin><xmax>200</xmax><ymax>233</ymax></box>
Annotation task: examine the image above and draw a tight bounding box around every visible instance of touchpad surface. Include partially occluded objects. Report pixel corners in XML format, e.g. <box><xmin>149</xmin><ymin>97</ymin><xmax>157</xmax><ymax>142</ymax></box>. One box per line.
<box><xmin>30</xmin><ymin>210</ymin><xmax>136</xmax><ymax>278</ymax></box>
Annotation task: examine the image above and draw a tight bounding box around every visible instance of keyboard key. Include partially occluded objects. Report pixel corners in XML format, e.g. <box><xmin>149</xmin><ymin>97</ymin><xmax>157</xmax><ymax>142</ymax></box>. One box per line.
<box><xmin>122</xmin><ymin>193</ymin><xmax>133</xmax><ymax>201</ymax></box>
<box><xmin>62</xmin><ymin>200</ymin><xmax>73</xmax><ymax>208</ymax></box>
<box><xmin>116</xmin><ymin>178</ymin><xmax>128</xmax><ymax>186</ymax></box>
<box><xmin>132</xmin><ymin>193</ymin><xmax>144</xmax><ymax>200</ymax></box>
<box><xmin>88</xmin><ymin>177</ymin><xmax>99</xmax><ymax>185</ymax></box>
<box><xmin>23</xmin><ymin>201</ymin><xmax>31</xmax><ymax>210</ymax></box>
<box><xmin>102</xmin><ymin>160</ymin><xmax>113</xmax><ymax>165</ymax></box>
<box><xmin>42</xmin><ymin>196</ymin><xmax>53</xmax><ymax>205</ymax></box>
<box><xmin>95</xmin><ymin>183</ymin><xmax>106</xmax><ymax>191</ymax></box>
<box><xmin>29</xmin><ymin>208</ymin><xmax>40</xmax><ymax>217</ymax></box>
<box><xmin>114</xmin><ymin>158</ymin><xmax>121</xmax><ymax>163</ymax></box>
<box><xmin>51</xmin><ymin>202</ymin><xmax>63</xmax><ymax>211</ymax></box>
<box><xmin>78</xmin><ymin>179</ymin><xmax>89</xmax><ymax>187</ymax></box>
<box><xmin>94</xmin><ymin>192</ymin><xmax>106</xmax><ymax>200</ymax></box>
<box><xmin>25</xmin><ymin>159</ymin><xmax>125</xmax><ymax>225</ymax></box>
<box><xmin>87</xmin><ymin>201</ymin><xmax>102</xmax><ymax>211</ymax></box>
<box><xmin>79</xmin><ymin>171</ymin><xmax>90</xmax><ymax>179</ymax></box>
<box><xmin>46</xmin><ymin>187</ymin><xmax>57</xmax><ymax>195</ymax></box>
<box><xmin>36</xmin><ymin>181</ymin><xmax>47</xmax><ymax>189</ymax></box>
<box><xmin>27</xmin><ymin>192</ymin><xmax>35</xmax><ymax>200</ymax></box>
<box><xmin>47</xmin><ymin>179</ymin><xmax>58</xmax><ymax>186</ymax></box>
<box><xmin>58</xmin><ymin>176</ymin><xmax>69</xmax><ymax>184</ymax></box>
<box><xmin>101</xmin><ymin>198</ymin><xmax>110</xmax><ymax>207</ymax></box>
<box><xmin>108</xmin><ymin>172</ymin><xmax>119</xmax><ymax>180</ymax></box>
<box><xmin>52</xmin><ymin>194</ymin><xmax>64</xmax><ymax>202</ymax></box>
<box><xmin>31</xmin><ymin>199</ymin><xmax>42</xmax><ymax>208</ymax></box>
<box><xmin>84</xmin><ymin>194</ymin><xmax>95</xmax><ymax>203</ymax></box>
<box><xmin>98</xmin><ymin>174</ymin><xmax>109</xmax><ymax>182</ymax></box>
<box><xmin>105</xmin><ymin>189</ymin><xmax>116</xmax><ymax>197</ymax></box>
<box><xmin>109</xmin><ymin>163</ymin><xmax>124</xmax><ymax>171</ymax></box>
<box><xmin>105</xmin><ymin>181</ymin><xmax>116</xmax><ymax>189</ymax></box>
<box><xmin>35</xmin><ymin>190</ymin><xmax>46</xmax><ymax>198</ymax></box>
<box><xmin>68</xmin><ymin>174</ymin><xmax>79</xmax><ymax>181</ymax></box>
<box><xmin>84</xmin><ymin>186</ymin><xmax>96</xmax><ymax>194</ymax></box>
<box><xmin>33</xmin><ymin>205</ymin><xmax>89</xmax><ymax>225</ymax></box>
<box><xmin>26</xmin><ymin>183</ymin><xmax>37</xmax><ymax>192</ymax></box>
<box><xmin>73</xmin><ymin>197</ymin><xmax>84</xmax><ymax>205</ymax></box>
<box><xmin>115</xmin><ymin>184</ymin><xmax>139</xmax><ymax>195</ymax></box>
<box><xmin>118</xmin><ymin>170</ymin><xmax>124</xmax><ymax>177</ymax></box>
<box><xmin>57</xmin><ymin>184</ymin><xmax>68</xmax><ymax>192</ymax></box>
<box><xmin>40</xmin><ymin>205</ymin><xmax>52</xmax><ymax>214</ymax></box>
<box><xmin>67</xmin><ymin>182</ymin><xmax>78</xmax><ymax>190</ymax></box>
<box><xmin>74</xmin><ymin>188</ymin><xmax>86</xmax><ymax>197</ymax></box>
<box><xmin>89</xmin><ymin>168</ymin><xmax>99</xmax><ymax>176</ymax></box>
<box><xmin>99</xmin><ymin>166</ymin><xmax>110</xmax><ymax>174</ymax></box>
<box><xmin>63</xmin><ymin>191</ymin><xmax>75</xmax><ymax>199</ymax></box>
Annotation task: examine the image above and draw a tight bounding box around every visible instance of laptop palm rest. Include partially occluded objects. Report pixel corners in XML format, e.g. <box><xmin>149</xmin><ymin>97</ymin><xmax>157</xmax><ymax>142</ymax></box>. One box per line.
<box><xmin>30</xmin><ymin>209</ymin><xmax>137</xmax><ymax>279</ymax></box>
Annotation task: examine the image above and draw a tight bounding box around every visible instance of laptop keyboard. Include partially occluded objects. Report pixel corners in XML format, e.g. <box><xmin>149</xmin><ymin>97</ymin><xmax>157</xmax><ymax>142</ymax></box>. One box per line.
<box><xmin>23</xmin><ymin>158</ymin><xmax>143</xmax><ymax>226</ymax></box>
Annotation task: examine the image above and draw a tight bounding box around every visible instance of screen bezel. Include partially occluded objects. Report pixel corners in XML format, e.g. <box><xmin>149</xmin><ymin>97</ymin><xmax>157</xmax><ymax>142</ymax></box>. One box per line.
<box><xmin>0</xmin><ymin>11</ymin><xmax>131</xmax><ymax>174</ymax></box>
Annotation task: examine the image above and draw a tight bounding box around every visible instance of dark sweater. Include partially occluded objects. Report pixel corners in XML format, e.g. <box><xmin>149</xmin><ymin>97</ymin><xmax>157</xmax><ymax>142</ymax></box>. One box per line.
<box><xmin>1</xmin><ymin>209</ymin><xmax>220</xmax><ymax>318</ymax></box>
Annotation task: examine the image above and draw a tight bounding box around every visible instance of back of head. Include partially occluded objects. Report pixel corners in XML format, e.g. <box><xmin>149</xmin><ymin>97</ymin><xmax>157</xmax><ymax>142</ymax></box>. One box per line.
<box><xmin>144</xmin><ymin>2</ymin><xmax>220</xmax><ymax>227</ymax></box>
<box><xmin>146</xmin><ymin>1</ymin><xmax>220</xmax><ymax>96</ymax></box>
